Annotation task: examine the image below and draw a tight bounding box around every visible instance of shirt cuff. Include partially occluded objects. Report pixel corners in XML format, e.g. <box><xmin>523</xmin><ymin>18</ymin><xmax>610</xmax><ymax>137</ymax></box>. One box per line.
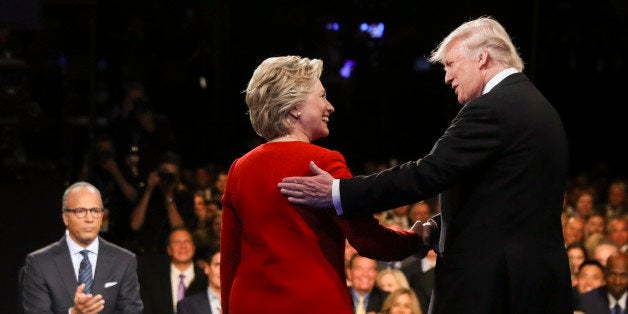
<box><xmin>332</xmin><ymin>179</ymin><xmax>344</xmax><ymax>215</ymax></box>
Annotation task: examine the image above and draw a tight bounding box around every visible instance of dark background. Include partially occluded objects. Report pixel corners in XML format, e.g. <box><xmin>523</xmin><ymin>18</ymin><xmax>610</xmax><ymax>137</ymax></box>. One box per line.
<box><xmin>1</xmin><ymin>0</ymin><xmax>627</xmax><ymax>311</ymax></box>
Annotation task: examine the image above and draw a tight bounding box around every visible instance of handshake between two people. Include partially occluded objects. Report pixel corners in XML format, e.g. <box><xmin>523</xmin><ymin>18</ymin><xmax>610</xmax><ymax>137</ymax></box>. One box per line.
<box><xmin>278</xmin><ymin>161</ymin><xmax>440</xmax><ymax>259</ymax></box>
<box><xmin>409</xmin><ymin>218</ymin><xmax>440</xmax><ymax>259</ymax></box>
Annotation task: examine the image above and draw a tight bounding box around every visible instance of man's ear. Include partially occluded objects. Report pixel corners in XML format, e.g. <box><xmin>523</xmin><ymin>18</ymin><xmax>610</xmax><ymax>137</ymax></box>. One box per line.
<box><xmin>478</xmin><ymin>49</ymin><xmax>489</xmax><ymax>68</ymax></box>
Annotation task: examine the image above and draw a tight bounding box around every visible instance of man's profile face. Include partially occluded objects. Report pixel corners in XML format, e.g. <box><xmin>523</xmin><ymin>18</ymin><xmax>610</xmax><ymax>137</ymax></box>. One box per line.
<box><xmin>62</xmin><ymin>187</ymin><xmax>103</xmax><ymax>247</ymax></box>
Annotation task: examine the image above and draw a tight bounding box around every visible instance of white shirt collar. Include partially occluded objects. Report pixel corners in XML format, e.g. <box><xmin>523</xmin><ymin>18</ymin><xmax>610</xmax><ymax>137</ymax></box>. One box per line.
<box><xmin>65</xmin><ymin>229</ymin><xmax>99</xmax><ymax>255</ymax></box>
<box><xmin>482</xmin><ymin>67</ymin><xmax>519</xmax><ymax>95</ymax></box>
<box><xmin>609</xmin><ymin>291</ymin><xmax>628</xmax><ymax>309</ymax></box>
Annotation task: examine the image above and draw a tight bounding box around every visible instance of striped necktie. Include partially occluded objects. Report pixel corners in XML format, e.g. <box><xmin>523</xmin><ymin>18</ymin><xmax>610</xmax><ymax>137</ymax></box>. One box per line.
<box><xmin>78</xmin><ymin>250</ymin><xmax>93</xmax><ymax>293</ymax></box>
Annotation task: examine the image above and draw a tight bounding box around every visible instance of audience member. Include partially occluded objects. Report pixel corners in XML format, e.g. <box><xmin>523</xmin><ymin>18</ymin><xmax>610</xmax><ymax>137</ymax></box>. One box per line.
<box><xmin>567</xmin><ymin>242</ymin><xmax>588</xmax><ymax>287</ymax></box>
<box><xmin>401</xmin><ymin>250</ymin><xmax>436</xmax><ymax>314</ymax></box>
<box><xmin>190</xmin><ymin>191</ymin><xmax>217</xmax><ymax>268</ymax></box>
<box><xmin>381</xmin><ymin>287</ymin><xmax>423</xmax><ymax>314</ymax></box>
<box><xmin>407</xmin><ymin>201</ymin><xmax>432</xmax><ymax>224</ymax></box>
<box><xmin>382</xmin><ymin>205</ymin><xmax>412</xmax><ymax>230</ymax></box>
<box><xmin>572</xmin><ymin>190</ymin><xmax>598</xmax><ymax>220</ymax></box>
<box><xmin>22</xmin><ymin>182</ymin><xmax>143</xmax><ymax>313</ymax></box>
<box><xmin>177</xmin><ymin>248</ymin><xmax>221</xmax><ymax>314</ymax></box>
<box><xmin>138</xmin><ymin>227</ymin><xmax>207</xmax><ymax>314</ymax></box>
<box><xmin>190</xmin><ymin>166</ymin><xmax>214</xmax><ymax>201</ymax></box>
<box><xmin>79</xmin><ymin>133</ymin><xmax>140</xmax><ymax>245</ymax></box>
<box><xmin>603</xmin><ymin>180</ymin><xmax>628</xmax><ymax>218</ymax></box>
<box><xmin>211</xmin><ymin>170</ymin><xmax>227</xmax><ymax>201</ymax></box>
<box><xmin>608</xmin><ymin>217</ymin><xmax>628</xmax><ymax>252</ymax></box>
<box><xmin>593</xmin><ymin>240</ymin><xmax>620</xmax><ymax>267</ymax></box>
<box><xmin>347</xmin><ymin>254</ymin><xmax>389</xmax><ymax>314</ymax></box>
<box><xmin>564</xmin><ymin>216</ymin><xmax>585</xmax><ymax>246</ymax></box>
<box><xmin>130</xmin><ymin>152</ymin><xmax>195</xmax><ymax>253</ymax></box>
<box><xmin>110</xmin><ymin>96</ymin><xmax>177</xmax><ymax>176</ymax></box>
<box><xmin>584</xmin><ymin>213</ymin><xmax>606</xmax><ymax>239</ymax></box>
<box><xmin>575</xmin><ymin>260</ymin><xmax>605</xmax><ymax>295</ymax></box>
<box><xmin>377</xmin><ymin>268</ymin><xmax>410</xmax><ymax>293</ymax></box>
<box><xmin>577</xmin><ymin>253</ymin><xmax>628</xmax><ymax>314</ymax></box>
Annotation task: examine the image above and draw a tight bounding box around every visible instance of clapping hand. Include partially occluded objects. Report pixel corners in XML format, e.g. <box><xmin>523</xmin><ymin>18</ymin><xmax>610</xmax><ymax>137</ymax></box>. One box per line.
<box><xmin>72</xmin><ymin>284</ymin><xmax>104</xmax><ymax>314</ymax></box>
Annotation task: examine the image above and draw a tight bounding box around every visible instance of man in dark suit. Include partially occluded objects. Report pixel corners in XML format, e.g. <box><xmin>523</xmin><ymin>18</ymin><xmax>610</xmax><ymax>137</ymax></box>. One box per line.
<box><xmin>177</xmin><ymin>249</ymin><xmax>221</xmax><ymax>314</ymax></box>
<box><xmin>22</xmin><ymin>182</ymin><xmax>143</xmax><ymax>314</ymax></box>
<box><xmin>401</xmin><ymin>252</ymin><xmax>436</xmax><ymax>314</ymax></box>
<box><xmin>279</xmin><ymin>16</ymin><xmax>572</xmax><ymax>314</ymax></box>
<box><xmin>577</xmin><ymin>253</ymin><xmax>628</xmax><ymax>314</ymax></box>
<box><xmin>138</xmin><ymin>227</ymin><xmax>207</xmax><ymax>314</ymax></box>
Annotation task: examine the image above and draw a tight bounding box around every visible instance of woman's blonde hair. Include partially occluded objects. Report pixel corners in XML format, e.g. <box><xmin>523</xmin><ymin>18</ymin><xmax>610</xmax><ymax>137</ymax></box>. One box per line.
<box><xmin>245</xmin><ymin>55</ymin><xmax>323</xmax><ymax>140</ymax></box>
<box><xmin>376</xmin><ymin>268</ymin><xmax>411</xmax><ymax>291</ymax></box>
<box><xmin>381</xmin><ymin>287</ymin><xmax>422</xmax><ymax>314</ymax></box>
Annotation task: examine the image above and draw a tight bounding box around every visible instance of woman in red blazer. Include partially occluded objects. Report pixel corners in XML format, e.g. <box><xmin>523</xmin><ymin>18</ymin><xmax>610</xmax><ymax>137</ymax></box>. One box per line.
<box><xmin>220</xmin><ymin>56</ymin><xmax>424</xmax><ymax>314</ymax></box>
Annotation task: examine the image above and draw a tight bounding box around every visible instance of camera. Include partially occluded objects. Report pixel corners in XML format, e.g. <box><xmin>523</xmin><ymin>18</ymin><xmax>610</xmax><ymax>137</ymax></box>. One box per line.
<box><xmin>158</xmin><ymin>170</ymin><xmax>177</xmax><ymax>187</ymax></box>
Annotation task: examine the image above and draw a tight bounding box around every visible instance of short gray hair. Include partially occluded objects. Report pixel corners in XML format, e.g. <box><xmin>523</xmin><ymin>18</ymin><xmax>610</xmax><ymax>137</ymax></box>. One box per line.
<box><xmin>245</xmin><ymin>55</ymin><xmax>323</xmax><ymax>141</ymax></box>
<box><xmin>61</xmin><ymin>181</ymin><xmax>102</xmax><ymax>211</ymax></box>
<box><xmin>429</xmin><ymin>16</ymin><xmax>524</xmax><ymax>71</ymax></box>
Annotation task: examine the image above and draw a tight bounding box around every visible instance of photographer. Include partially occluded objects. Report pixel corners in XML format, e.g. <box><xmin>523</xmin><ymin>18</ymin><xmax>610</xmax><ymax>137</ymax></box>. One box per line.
<box><xmin>130</xmin><ymin>151</ymin><xmax>195</xmax><ymax>254</ymax></box>
<box><xmin>79</xmin><ymin>133</ymin><xmax>140</xmax><ymax>246</ymax></box>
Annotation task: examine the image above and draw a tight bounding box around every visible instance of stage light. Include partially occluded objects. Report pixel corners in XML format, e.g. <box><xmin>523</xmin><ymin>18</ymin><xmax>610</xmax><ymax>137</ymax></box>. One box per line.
<box><xmin>340</xmin><ymin>60</ymin><xmax>355</xmax><ymax>78</ymax></box>
<box><xmin>359</xmin><ymin>22</ymin><xmax>384</xmax><ymax>38</ymax></box>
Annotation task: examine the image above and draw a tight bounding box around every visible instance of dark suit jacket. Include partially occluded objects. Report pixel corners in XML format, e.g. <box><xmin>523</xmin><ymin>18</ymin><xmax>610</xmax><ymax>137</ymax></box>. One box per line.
<box><xmin>401</xmin><ymin>258</ymin><xmax>434</xmax><ymax>314</ymax></box>
<box><xmin>340</xmin><ymin>73</ymin><xmax>572</xmax><ymax>314</ymax></box>
<box><xmin>349</xmin><ymin>286</ymin><xmax>388</xmax><ymax>313</ymax></box>
<box><xmin>576</xmin><ymin>286</ymin><xmax>611</xmax><ymax>314</ymax></box>
<box><xmin>176</xmin><ymin>290</ymin><xmax>213</xmax><ymax>314</ymax></box>
<box><xmin>22</xmin><ymin>236</ymin><xmax>143</xmax><ymax>313</ymax></box>
<box><xmin>138</xmin><ymin>253</ymin><xmax>208</xmax><ymax>314</ymax></box>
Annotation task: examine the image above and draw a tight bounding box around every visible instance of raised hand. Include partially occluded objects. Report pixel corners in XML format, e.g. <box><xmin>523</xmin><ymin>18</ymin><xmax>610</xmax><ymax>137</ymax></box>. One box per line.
<box><xmin>278</xmin><ymin>161</ymin><xmax>334</xmax><ymax>208</ymax></box>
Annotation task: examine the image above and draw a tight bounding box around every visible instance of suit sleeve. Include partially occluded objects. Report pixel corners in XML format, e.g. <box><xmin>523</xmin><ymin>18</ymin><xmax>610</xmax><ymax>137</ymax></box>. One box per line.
<box><xmin>22</xmin><ymin>255</ymin><xmax>54</xmax><ymax>314</ymax></box>
<box><xmin>115</xmin><ymin>254</ymin><xmax>143</xmax><ymax>313</ymax></box>
<box><xmin>340</xmin><ymin>100</ymin><xmax>502</xmax><ymax>216</ymax></box>
<box><xmin>220</xmin><ymin>159</ymin><xmax>241</xmax><ymax>314</ymax></box>
<box><xmin>321</xmin><ymin>150</ymin><xmax>422</xmax><ymax>261</ymax></box>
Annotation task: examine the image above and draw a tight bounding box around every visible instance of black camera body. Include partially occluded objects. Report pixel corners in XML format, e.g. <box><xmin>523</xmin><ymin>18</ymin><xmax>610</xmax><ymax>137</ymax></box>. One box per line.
<box><xmin>158</xmin><ymin>170</ymin><xmax>177</xmax><ymax>186</ymax></box>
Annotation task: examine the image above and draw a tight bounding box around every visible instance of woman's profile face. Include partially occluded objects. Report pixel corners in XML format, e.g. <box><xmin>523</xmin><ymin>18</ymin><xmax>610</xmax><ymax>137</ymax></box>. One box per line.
<box><xmin>294</xmin><ymin>79</ymin><xmax>334</xmax><ymax>141</ymax></box>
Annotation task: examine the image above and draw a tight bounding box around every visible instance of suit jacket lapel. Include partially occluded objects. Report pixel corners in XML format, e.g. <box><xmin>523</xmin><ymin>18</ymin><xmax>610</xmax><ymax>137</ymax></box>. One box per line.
<box><xmin>93</xmin><ymin>237</ymin><xmax>112</xmax><ymax>295</ymax></box>
<box><xmin>202</xmin><ymin>292</ymin><xmax>212</xmax><ymax>312</ymax></box>
<box><xmin>52</xmin><ymin>237</ymin><xmax>79</xmax><ymax>302</ymax></box>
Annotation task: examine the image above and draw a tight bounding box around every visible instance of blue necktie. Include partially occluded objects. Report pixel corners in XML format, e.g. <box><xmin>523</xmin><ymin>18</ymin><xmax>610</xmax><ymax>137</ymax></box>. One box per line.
<box><xmin>78</xmin><ymin>250</ymin><xmax>93</xmax><ymax>293</ymax></box>
<box><xmin>613</xmin><ymin>304</ymin><xmax>623</xmax><ymax>314</ymax></box>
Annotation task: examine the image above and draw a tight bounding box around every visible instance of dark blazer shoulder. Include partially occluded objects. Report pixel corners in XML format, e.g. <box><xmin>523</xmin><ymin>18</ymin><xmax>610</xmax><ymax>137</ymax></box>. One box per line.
<box><xmin>177</xmin><ymin>291</ymin><xmax>211</xmax><ymax>314</ymax></box>
<box><xmin>576</xmin><ymin>286</ymin><xmax>609</xmax><ymax>313</ymax></box>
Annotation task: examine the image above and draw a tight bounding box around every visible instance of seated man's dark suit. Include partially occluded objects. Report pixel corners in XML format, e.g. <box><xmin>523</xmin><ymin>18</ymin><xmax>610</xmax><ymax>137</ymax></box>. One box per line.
<box><xmin>22</xmin><ymin>236</ymin><xmax>143</xmax><ymax>313</ymax></box>
<box><xmin>138</xmin><ymin>254</ymin><xmax>208</xmax><ymax>314</ymax></box>
<box><xmin>349</xmin><ymin>286</ymin><xmax>388</xmax><ymax>313</ymax></box>
<box><xmin>176</xmin><ymin>290</ymin><xmax>213</xmax><ymax>314</ymax></box>
<box><xmin>402</xmin><ymin>257</ymin><xmax>434</xmax><ymax>314</ymax></box>
<box><xmin>576</xmin><ymin>286</ymin><xmax>612</xmax><ymax>314</ymax></box>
